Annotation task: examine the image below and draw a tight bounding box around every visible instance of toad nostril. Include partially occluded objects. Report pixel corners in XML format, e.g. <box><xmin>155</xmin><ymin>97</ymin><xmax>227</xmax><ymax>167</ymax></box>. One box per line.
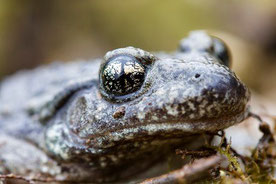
<box><xmin>195</xmin><ymin>74</ymin><xmax>201</xmax><ymax>78</ymax></box>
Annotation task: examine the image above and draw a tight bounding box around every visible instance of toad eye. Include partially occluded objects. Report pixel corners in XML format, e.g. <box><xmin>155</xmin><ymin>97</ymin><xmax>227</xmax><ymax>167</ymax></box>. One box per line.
<box><xmin>100</xmin><ymin>55</ymin><xmax>146</xmax><ymax>96</ymax></box>
<box><xmin>178</xmin><ymin>31</ymin><xmax>231</xmax><ymax>67</ymax></box>
<box><xmin>212</xmin><ymin>37</ymin><xmax>231</xmax><ymax>67</ymax></box>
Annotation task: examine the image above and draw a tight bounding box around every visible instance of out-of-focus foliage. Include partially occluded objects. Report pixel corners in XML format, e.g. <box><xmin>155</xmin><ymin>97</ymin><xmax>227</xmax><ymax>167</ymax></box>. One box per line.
<box><xmin>0</xmin><ymin>0</ymin><xmax>276</xmax><ymax>100</ymax></box>
<box><xmin>0</xmin><ymin>0</ymin><xmax>219</xmax><ymax>78</ymax></box>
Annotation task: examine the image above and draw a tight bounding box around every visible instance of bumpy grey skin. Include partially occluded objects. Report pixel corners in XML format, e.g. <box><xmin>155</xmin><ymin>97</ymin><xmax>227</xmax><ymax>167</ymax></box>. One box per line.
<box><xmin>0</xmin><ymin>31</ymin><xmax>250</xmax><ymax>183</ymax></box>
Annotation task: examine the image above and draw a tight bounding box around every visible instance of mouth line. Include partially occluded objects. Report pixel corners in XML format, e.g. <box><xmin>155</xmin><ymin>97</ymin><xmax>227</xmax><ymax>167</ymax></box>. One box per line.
<box><xmin>89</xmin><ymin>108</ymin><xmax>249</xmax><ymax>148</ymax></box>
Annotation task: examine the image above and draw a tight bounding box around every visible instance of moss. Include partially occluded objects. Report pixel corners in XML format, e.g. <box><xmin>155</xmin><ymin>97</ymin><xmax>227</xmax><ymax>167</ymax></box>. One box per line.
<box><xmin>176</xmin><ymin>120</ymin><xmax>276</xmax><ymax>183</ymax></box>
<box><xmin>212</xmin><ymin>121</ymin><xmax>276</xmax><ymax>183</ymax></box>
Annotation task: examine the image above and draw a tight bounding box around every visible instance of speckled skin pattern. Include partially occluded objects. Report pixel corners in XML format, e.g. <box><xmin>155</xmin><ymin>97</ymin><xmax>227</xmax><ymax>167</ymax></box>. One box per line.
<box><xmin>0</xmin><ymin>31</ymin><xmax>250</xmax><ymax>183</ymax></box>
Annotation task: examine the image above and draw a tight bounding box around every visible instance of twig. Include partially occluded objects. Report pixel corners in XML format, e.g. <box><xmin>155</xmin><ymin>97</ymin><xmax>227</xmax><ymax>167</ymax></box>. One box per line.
<box><xmin>140</xmin><ymin>155</ymin><xmax>223</xmax><ymax>184</ymax></box>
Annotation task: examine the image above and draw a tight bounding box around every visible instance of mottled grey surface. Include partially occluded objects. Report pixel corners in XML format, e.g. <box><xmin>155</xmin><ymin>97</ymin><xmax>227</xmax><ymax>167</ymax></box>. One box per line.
<box><xmin>0</xmin><ymin>31</ymin><xmax>250</xmax><ymax>183</ymax></box>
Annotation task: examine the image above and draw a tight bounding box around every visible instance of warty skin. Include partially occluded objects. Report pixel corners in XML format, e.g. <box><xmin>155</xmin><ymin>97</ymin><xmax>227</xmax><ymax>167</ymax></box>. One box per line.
<box><xmin>0</xmin><ymin>31</ymin><xmax>250</xmax><ymax>183</ymax></box>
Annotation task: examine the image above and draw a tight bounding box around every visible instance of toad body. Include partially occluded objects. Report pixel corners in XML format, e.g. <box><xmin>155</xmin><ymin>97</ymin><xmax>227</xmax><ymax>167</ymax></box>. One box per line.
<box><xmin>0</xmin><ymin>31</ymin><xmax>250</xmax><ymax>183</ymax></box>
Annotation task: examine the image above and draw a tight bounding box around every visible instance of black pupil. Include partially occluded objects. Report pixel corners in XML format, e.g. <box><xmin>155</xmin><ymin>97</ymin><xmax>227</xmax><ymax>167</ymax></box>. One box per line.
<box><xmin>101</xmin><ymin>55</ymin><xmax>145</xmax><ymax>96</ymax></box>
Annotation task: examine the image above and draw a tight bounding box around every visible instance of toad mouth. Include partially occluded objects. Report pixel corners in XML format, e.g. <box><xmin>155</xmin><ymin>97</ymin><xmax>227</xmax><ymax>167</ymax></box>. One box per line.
<box><xmin>88</xmin><ymin>107</ymin><xmax>249</xmax><ymax>149</ymax></box>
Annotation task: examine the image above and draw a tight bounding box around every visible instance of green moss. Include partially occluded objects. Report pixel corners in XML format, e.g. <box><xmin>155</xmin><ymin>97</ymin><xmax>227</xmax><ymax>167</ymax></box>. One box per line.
<box><xmin>209</xmin><ymin>122</ymin><xmax>276</xmax><ymax>183</ymax></box>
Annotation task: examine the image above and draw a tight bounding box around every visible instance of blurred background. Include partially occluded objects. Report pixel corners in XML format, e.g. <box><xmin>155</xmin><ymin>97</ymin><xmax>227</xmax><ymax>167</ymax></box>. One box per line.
<box><xmin>0</xmin><ymin>0</ymin><xmax>276</xmax><ymax>100</ymax></box>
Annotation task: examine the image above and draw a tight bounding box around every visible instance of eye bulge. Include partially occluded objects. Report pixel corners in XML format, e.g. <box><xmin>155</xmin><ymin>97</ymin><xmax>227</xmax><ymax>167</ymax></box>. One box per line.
<box><xmin>100</xmin><ymin>55</ymin><xmax>146</xmax><ymax>97</ymax></box>
<box><xmin>212</xmin><ymin>37</ymin><xmax>231</xmax><ymax>67</ymax></box>
<box><xmin>179</xmin><ymin>32</ymin><xmax>231</xmax><ymax>67</ymax></box>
